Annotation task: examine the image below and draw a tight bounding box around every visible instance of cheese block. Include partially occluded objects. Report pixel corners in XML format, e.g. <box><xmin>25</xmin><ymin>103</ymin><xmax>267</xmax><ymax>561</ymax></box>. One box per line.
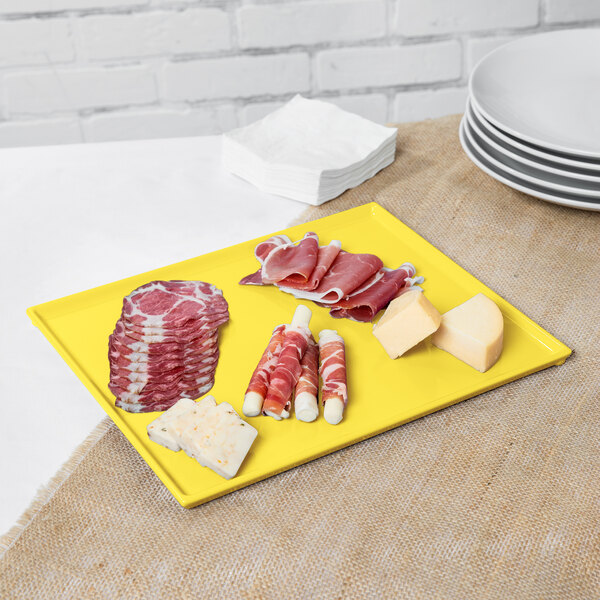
<box><xmin>432</xmin><ymin>293</ymin><xmax>503</xmax><ymax>372</ymax></box>
<box><xmin>146</xmin><ymin>398</ymin><xmax>197</xmax><ymax>451</ymax></box>
<box><xmin>184</xmin><ymin>402</ymin><xmax>258</xmax><ymax>480</ymax></box>
<box><xmin>372</xmin><ymin>289</ymin><xmax>441</xmax><ymax>359</ymax></box>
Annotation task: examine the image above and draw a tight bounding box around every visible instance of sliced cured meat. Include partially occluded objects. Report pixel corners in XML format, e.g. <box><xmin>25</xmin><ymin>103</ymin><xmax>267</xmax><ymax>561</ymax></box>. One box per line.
<box><xmin>318</xmin><ymin>330</ymin><xmax>348</xmax><ymax>425</ymax></box>
<box><xmin>240</xmin><ymin>232</ymin><xmax>422</xmax><ymax>321</ymax></box>
<box><xmin>242</xmin><ymin>324</ymin><xmax>287</xmax><ymax>417</ymax></box>
<box><xmin>262</xmin><ymin>306</ymin><xmax>312</xmax><ymax>420</ymax></box>
<box><xmin>115</xmin><ymin>379</ymin><xmax>215</xmax><ymax>413</ymax></box>
<box><xmin>278</xmin><ymin>240</ymin><xmax>341</xmax><ymax>291</ymax></box>
<box><xmin>111</xmin><ymin>319</ymin><xmax>220</xmax><ymax>348</ymax></box>
<box><xmin>109</xmin><ymin>355</ymin><xmax>217</xmax><ymax>378</ymax></box>
<box><xmin>122</xmin><ymin>307</ymin><xmax>229</xmax><ymax>331</ymax></box>
<box><xmin>255</xmin><ymin>235</ymin><xmax>291</xmax><ymax>263</ymax></box>
<box><xmin>294</xmin><ymin>337</ymin><xmax>319</xmax><ymax>422</ymax></box>
<box><xmin>238</xmin><ymin>235</ymin><xmax>293</xmax><ymax>285</ymax></box>
<box><xmin>109</xmin><ymin>328</ymin><xmax>219</xmax><ymax>359</ymax></box>
<box><xmin>110</xmin><ymin>372</ymin><xmax>215</xmax><ymax>403</ymax></box>
<box><xmin>109</xmin><ymin>363</ymin><xmax>217</xmax><ymax>393</ymax></box>
<box><xmin>108</xmin><ymin>280</ymin><xmax>229</xmax><ymax>412</ymax></box>
<box><xmin>122</xmin><ymin>281</ymin><xmax>228</xmax><ymax>328</ymax></box>
<box><xmin>121</xmin><ymin>314</ymin><xmax>228</xmax><ymax>343</ymax></box>
<box><xmin>278</xmin><ymin>250</ymin><xmax>383</xmax><ymax>304</ymax></box>
<box><xmin>328</xmin><ymin>263</ymin><xmax>420</xmax><ymax>322</ymax></box>
<box><xmin>238</xmin><ymin>269</ymin><xmax>263</xmax><ymax>286</ymax></box>
<box><xmin>260</xmin><ymin>232</ymin><xmax>319</xmax><ymax>285</ymax></box>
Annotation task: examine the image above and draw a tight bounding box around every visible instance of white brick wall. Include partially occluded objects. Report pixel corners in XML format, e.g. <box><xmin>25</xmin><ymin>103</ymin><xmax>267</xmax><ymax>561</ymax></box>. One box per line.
<box><xmin>0</xmin><ymin>19</ymin><xmax>74</xmax><ymax>67</ymax></box>
<box><xmin>316</xmin><ymin>42</ymin><xmax>461</xmax><ymax>90</ymax></box>
<box><xmin>237</xmin><ymin>1</ymin><xmax>386</xmax><ymax>49</ymax></box>
<box><xmin>4</xmin><ymin>66</ymin><xmax>157</xmax><ymax>114</ymax></box>
<box><xmin>396</xmin><ymin>0</ymin><xmax>539</xmax><ymax>36</ymax></box>
<box><xmin>79</xmin><ymin>9</ymin><xmax>231</xmax><ymax>60</ymax></box>
<box><xmin>545</xmin><ymin>0</ymin><xmax>600</xmax><ymax>23</ymax></box>
<box><xmin>161</xmin><ymin>54</ymin><xmax>311</xmax><ymax>102</ymax></box>
<box><xmin>0</xmin><ymin>0</ymin><xmax>598</xmax><ymax>147</ymax></box>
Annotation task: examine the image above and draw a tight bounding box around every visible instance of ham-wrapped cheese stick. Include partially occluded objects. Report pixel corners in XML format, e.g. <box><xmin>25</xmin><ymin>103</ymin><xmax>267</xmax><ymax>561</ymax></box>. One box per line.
<box><xmin>294</xmin><ymin>337</ymin><xmax>319</xmax><ymax>422</ymax></box>
<box><xmin>243</xmin><ymin>324</ymin><xmax>286</xmax><ymax>417</ymax></box>
<box><xmin>262</xmin><ymin>305</ymin><xmax>312</xmax><ymax>420</ymax></box>
<box><xmin>318</xmin><ymin>329</ymin><xmax>348</xmax><ymax>425</ymax></box>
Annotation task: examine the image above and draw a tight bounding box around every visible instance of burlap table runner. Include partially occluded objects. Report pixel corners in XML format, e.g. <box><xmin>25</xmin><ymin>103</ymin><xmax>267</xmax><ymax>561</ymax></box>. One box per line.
<box><xmin>1</xmin><ymin>114</ymin><xmax>598</xmax><ymax>599</ymax></box>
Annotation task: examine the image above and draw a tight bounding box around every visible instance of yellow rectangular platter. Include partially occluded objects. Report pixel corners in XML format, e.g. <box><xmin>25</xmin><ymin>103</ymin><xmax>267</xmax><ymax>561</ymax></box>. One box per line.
<box><xmin>27</xmin><ymin>203</ymin><xmax>571</xmax><ymax>508</ymax></box>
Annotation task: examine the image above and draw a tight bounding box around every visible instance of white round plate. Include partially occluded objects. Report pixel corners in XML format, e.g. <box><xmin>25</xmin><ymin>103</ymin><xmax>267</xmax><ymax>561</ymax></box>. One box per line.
<box><xmin>468</xmin><ymin>100</ymin><xmax>600</xmax><ymax>173</ymax></box>
<box><xmin>459</xmin><ymin>119</ymin><xmax>600</xmax><ymax>212</ymax></box>
<box><xmin>465</xmin><ymin>103</ymin><xmax>600</xmax><ymax>184</ymax></box>
<box><xmin>470</xmin><ymin>29</ymin><xmax>600</xmax><ymax>158</ymax></box>
<box><xmin>463</xmin><ymin>119</ymin><xmax>600</xmax><ymax>197</ymax></box>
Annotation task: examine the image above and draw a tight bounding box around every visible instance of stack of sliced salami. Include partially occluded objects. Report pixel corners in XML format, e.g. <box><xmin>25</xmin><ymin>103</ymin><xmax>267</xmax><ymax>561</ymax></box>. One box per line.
<box><xmin>108</xmin><ymin>280</ymin><xmax>229</xmax><ymax>413</ymax></box>
<box><xmin>240</xmin><ymin>231</ymin><xmax>423</xmax><ymax>322</ymax></box>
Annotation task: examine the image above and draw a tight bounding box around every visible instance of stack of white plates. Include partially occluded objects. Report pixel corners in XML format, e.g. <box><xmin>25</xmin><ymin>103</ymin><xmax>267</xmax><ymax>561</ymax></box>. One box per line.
<box><xmin>223</xmin><ymin>95</ymin><xmax>397</xmax><ymax>206</ymax></box>
<box><xmin>461</xmin><ymin>29</ymin><xmax>600</xmax><ymax>211</ymax></box>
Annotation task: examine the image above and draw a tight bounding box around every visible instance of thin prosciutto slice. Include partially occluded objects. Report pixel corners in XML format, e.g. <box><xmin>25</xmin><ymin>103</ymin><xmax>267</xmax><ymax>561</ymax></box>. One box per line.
<box><xmin>278</xmin><ymin>250</ymin><xmax>383</xmax><ymax>304</ymax></box>
<box><xmin>240</xmin><ymin>232</ymin><xmax>320</xmax><ymax>286</ymax></box>
<box><xmin>318</xmin><ymin>330</ymin><xmax>348</xmax><ymax>425</ymax></box>
<box><xmin>278</xmin><ymin>240</ymin><xmax>341</xmax><ymax>291</ymax></box>
<box><xmin>262</xmin><ymin>306</ymin><xmax>312</xmax><ymax>420</ymax></box>
<box><xmin>242</xmin><ymin>324</ymin><xmax>287</xmax><ymax>417</ymax></box>
<box><xmin>294</xmin><ymin>337</ymin><xmax>319</xmax><ymax>422</ymax></box>
<box><xmin>262</xmin><ymin>232</ymin><xmax>319</xmax><ymax>285</ymax></box>
<box><xmin>328</xmin><ymin>263</ymin><xmax>422</xmax><ymax>322</ymax></box>
<box><xmin>239</xmin><ymin>234</ymin><xmax>291</xmax><ymax>286</ymax></box>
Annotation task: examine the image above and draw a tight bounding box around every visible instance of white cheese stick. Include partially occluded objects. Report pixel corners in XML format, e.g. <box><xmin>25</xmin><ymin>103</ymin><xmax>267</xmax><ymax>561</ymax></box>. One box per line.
<box><xmin>146</xmin><ymin>398</ymin><xmax>197</xmax><ymax>451</ymax></box>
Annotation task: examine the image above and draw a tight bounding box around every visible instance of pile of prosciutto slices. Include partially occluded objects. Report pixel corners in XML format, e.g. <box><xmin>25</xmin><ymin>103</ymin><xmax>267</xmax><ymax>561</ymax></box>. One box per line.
<box><xmin>240</xmin><ymin>232</ymin><xmax>422</xmax><ymax>322</ymax></box>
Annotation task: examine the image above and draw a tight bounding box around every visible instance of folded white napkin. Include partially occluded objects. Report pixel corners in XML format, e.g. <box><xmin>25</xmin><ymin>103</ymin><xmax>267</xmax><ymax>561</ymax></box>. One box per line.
<box><xmin>222</xmin><ymin>95</ymin><xmax>397</xmax><ymax>205</ymax></box>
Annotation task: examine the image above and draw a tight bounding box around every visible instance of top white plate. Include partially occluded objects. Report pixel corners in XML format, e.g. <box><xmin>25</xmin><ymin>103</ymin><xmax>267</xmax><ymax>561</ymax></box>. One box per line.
<box><xmin>470</xmin><ymin>29</ymin><xmax>600</xmax><ymax>158</ymax></box>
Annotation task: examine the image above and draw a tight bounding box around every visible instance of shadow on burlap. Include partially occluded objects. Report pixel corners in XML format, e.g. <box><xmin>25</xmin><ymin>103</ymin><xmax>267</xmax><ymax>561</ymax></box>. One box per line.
<box><xmin>1</xmin><ymin>114</ymin><xmax>598</xmax><ymax>599</ymax></box>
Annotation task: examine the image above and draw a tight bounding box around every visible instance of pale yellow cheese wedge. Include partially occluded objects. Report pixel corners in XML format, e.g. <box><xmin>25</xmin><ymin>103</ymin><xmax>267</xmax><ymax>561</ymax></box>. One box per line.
<box><xmin>372</xmin><ymin>290</ymin><xmax>441</xmax><ymax>359</ymax></box>
<box><xmin>432</xmin><ymin>293</ymin><xmax>503</xmax><ymax>372</ymax></box>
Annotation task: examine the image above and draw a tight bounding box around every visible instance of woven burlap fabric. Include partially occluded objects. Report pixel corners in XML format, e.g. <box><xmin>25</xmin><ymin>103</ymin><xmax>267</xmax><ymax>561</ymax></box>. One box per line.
<box><xmin>1</xmin><ymin>114</ymin><xmax>598</xmax><ymax>599</ymax></box>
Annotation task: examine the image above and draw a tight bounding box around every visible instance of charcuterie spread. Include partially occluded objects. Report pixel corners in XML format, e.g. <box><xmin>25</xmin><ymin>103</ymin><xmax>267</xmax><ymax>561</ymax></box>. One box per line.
<box><xmin>108</xmin><ymin>280</ymin><xmax>229</xmax><ymax>413</ymax></box>
<box><xmin>26</xmin><ymin>202</ymin><xmax>573</xmax><ymax>508</ymax></box>
<box><xmin>240</xmin><ymin>231</ymin><xmax>423</xmax><ymax>322</ymax></box>
<box><xmin>105</xmin><ymin>230</ymin><xmax>507</xmax><ymax>483</ymax></box>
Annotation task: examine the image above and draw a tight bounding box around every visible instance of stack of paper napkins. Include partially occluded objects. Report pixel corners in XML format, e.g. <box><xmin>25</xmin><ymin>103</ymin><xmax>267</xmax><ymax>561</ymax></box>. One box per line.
<box><xmin>222</xmin><ymin>95</ymin><xmax>397</xmax><ymax>205</ymax></box>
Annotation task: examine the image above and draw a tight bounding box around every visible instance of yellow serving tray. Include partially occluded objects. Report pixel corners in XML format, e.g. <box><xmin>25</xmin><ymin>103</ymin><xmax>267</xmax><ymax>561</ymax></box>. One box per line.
<box><xmin>27</xmin><ymin>203</ymin><xmax>571</xmax><ymax>508</ymax></box>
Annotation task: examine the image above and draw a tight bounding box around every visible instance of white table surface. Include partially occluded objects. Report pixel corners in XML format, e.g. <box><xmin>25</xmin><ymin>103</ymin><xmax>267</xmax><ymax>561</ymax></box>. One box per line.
<box><xmin>0</xmin><ymin>136</ymin><xmax>306</xmax><ymax>537</ymax></box>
